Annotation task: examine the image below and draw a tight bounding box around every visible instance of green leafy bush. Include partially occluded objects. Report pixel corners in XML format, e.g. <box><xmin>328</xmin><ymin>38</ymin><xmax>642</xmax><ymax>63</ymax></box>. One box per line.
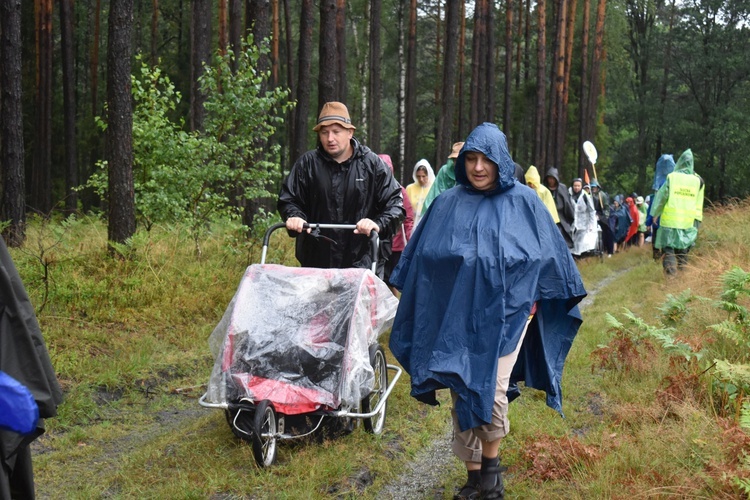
<box><xmin>84</xmin><ymin>36</ymin><xmax>292</xmax><ymax>255</ymax></box>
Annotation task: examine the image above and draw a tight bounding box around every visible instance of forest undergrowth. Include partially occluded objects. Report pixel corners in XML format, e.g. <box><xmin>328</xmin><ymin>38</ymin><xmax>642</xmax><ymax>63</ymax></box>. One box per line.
<box><xmin>11</xmin><ymin>198</ymin><xmax>750</xmax><ymax>498</ymax></box>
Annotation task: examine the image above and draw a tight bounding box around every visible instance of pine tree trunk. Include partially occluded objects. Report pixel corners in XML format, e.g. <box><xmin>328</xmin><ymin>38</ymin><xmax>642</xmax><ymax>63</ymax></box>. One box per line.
<box><xmin>656</xmin><ymin>0</ymin><xmax>676</xmax><ymax>157</ymax></box>
<box><xmin>1</xmin><ymin>0</ymin><xmax>26</xmax><ymax>245</ymax></box>
<box><xmin>292</xmin><ymin>0</ymin><xmax>313</xmax><ymax>162</ymax></box>
<box><xmin>318</xmin><ymin>0</ymin><xmax>338</xmax><ymax>107</ymax></box>
<box><xmin>436</xmin><ymin>0</ymin><xmax>460</xmax><ymax>169</ymax></box>
<box><xmin>485</xmin><ymin>1</ymin><xmax>495</xmax><ymax>122</ymax></box>
<box><xmin>106</xmin><ymin>0</ymin><xmax>136</xmax><ymax>247</ymax></box>
<box><xmin>404</xmin><ymin>0</ymin><xmax>417</xmax><ymax>172</ymax></box>
<box><xmin>367</xmin><ymin>0</ymin><xmax>383</xmax><ymax>152</ymax></box>
<box><xmin>504</xmin><ymin>0</ymin><xmax>513</xmax><ymax>131</ymax></box>
<box><xmin>469</xmin><ymin>0</ymin><xmax>485</xmax><ymax>127</ymax></box>
<box><xmin>219</xmin><ymin>0</ymin><xmax>228</xmax><ymax>55</ymax></box>
<box><xmin>560</xmin><ymin>0</ymin><xmax>576</xmax><ymax>172</ymax></box>
<box><xmin>534</xmin><ymin>0</ymin><xmax>547</xmax><ymax>167</ymax></box>
<box><xmin>578</xmin><ymin>0</ymin><xmax>591</xmax><ymax>176</ymax></box>
<box><xmin>32</xmin><ymin>0</ymin><xmax>53</xmax><ymax>214</ymax></box>
<box><xmin>91</xmin><ymin>0</ymin><xmax>101</xmax><ymax>117</ymax></box>
<box><xmin>336</xmin><ymin>0</ymin><xmax>346</xmax><ymax>101</ymax></box>
<box><xmin>587</xmin><ymin>0</ymin><xmax>607</xmax><ymax>144</ymax></box>
<box><xmin>229</xmin><ymin>0</ymin><xmax>242</xmax><ymax>69</ymax></box>
<box><xmin>60</xmin><ymin>0</ymin><xmax>78</xmax><ymax>213</ymax></box>
<box><xmin>272</xmin><ymin>0</ymin><xmax>279</xmax><ymax>87</ymax></box>
<box><xmin>457</xmin><ymin>1</ymin><xmax>467</xmax><ymax>140</ymax></box>
<box><xmin>397</xmin><ymin>0</ymin><xmax>406</xmax><ymax>184</ymax></box>
<box><xmin>151</xmin><ymin>0</ymin><xmax>159</xmax><ymax>65</ymax></box>
<box><xmin>190</xmin><ymin>0</ymin><xmax>211</xmax><ymax>131</ymax></box>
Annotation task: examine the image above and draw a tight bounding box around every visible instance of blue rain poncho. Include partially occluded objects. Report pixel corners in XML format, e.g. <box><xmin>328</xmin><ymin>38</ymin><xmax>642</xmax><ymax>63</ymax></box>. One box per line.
<box><xmin>389</xmin><ymin>123</ymin><xmax>586</xmax><ymax>432</ymax></box>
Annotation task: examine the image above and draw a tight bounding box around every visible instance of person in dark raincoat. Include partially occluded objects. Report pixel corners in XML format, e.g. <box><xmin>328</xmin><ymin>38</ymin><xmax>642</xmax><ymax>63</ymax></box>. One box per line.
<box><xmin>277</xmin><ymin>101</ymin><xmax>404</xmax><ymax>276</ymax></box>
<box><xmin>646</xmin><ymin>154</ymin><xmax>675</xmax><ymax>260</ymax></box>
<box><xmin>389</xmin><ymin>123</ymin><xmax>586</xmax><ymax>499</ymax></box>
<box><xmin>543</xmin><ymin>167</ymin><xmax>575</xmax><ymax>249</ymax></box>
<box><xmin>609</xmin><ymin>195</ymin><xmax>631</xmax><ymax>252</ymax></box>
<box><xmin>0</xmin><ymin>237</ymin><xmax>63</xmax><ymax>499</ymax></box>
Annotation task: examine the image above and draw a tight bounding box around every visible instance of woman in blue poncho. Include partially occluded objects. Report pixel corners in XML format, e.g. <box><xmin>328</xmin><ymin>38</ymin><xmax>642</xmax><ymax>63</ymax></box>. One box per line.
<box><xmin>389</xmin><ymin>123</ymin><xmax>586</xmax><ymax>499</ymax></box>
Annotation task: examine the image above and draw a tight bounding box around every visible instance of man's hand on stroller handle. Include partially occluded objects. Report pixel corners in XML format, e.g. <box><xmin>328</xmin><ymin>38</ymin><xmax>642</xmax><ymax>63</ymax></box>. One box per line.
<box><xmin>354</xmin><ymin>219</ymin><xmax>380</xmax><ymax>235</ymax></box>
<box><xmin>286</xmin><ymin>217</ymin><xmax>311</xmax><ymax>233</ymax></box>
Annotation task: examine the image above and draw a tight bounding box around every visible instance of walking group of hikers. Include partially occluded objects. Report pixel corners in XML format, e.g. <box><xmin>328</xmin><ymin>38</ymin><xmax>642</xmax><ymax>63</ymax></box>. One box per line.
<box><xmin>277</xmin><ymin>101</ymin><xmax>704</xmax><ymax>499</ymax></box>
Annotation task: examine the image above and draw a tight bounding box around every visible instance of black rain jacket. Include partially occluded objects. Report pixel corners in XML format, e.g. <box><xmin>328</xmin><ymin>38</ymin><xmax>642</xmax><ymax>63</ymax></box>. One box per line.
<box><xmin>278</xmin><ymin>138</ymin><xmax>405</xmax><ymax>272</ymax></box>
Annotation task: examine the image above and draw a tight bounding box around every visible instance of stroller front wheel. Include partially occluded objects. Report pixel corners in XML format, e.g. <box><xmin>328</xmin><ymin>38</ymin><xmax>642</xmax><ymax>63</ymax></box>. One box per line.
<box><xmin>362</xmin><ymin>345</ymin><xmax>388</xmax><ymax>434</ymax></box>
<box><xmin>252</xmin><ymin>400</ymin><xmax>278</xmax><ymax>467</ymax></box>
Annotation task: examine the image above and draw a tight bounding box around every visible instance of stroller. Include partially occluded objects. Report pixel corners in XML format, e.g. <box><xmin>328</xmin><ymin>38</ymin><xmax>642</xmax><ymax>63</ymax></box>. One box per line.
<box><xmin>199</xmin><ymin>223</ymin><xmax>402</xmax><ymax>467</ymax></box>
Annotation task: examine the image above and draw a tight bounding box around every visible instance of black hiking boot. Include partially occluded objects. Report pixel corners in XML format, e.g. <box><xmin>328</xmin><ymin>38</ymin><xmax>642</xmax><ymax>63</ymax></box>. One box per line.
<box><xmin>454</xmin><ymin>469</ymin><xmax>482</xmax><ymax>499</ymax></box>
<box><xmin>479</xmin><ymin>456</ymin><xmax>505</xmax><ymax>499</ymax></box>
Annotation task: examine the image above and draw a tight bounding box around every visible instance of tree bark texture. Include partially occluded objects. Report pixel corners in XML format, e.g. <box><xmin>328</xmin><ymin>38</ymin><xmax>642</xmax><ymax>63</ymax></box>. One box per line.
<box><xmin>106</xmin><ymin>0</ymin><xmax>136</xmax><ymax>246</ymax></box>
<box><xmin>367</xmin><ymin>0</ymin><xmax>382</xmax><ymax>152</ymax></box>
<box><xmin>534</xmin><ymin>0</ymin><xmax>547</xmax><ymax>167</ymax></box>
<box><xmin>292</xmin><ymin>0</ymin><xmax>313</xmax><ymax>161</ymax></box>
<box><xmin>587</xmin><ymin>0</ymin><xmax>607</xmax><ymax>147</ymax></box>
<box><xmin>336</xmin><ymin>0</ymin><xmax>347</xmax><ymax>102</ymax></box>
<box><xmin>504</xmin><ymin>0</ymin><xmax>513</xmax><ymax>132</ymax></box>
<box><xmin>404</xmin><ymin>0</ymin><xmax>418</xmax><ymax>173</ymax></box>
<box><xmin>32</xmin><ymin>0</ymin><xmax>53</xmax><ymax>214</ymax></box>
<box><xmin>436</xmin><ymin>0</ymin><xmax>461</xmax><ymax>169</ymax></box>
<box><xmin>578</xmin><ymin>0</ymin><xmax>591</xmax><ymax>176</ymax></box>
<box><xmin>60</xmin><ymin>0</ymin><xmax>78</xmax><ymax>213</ymax></box>
<box><xmin>190</xmin><ymin>0</ymin><xmax>211</xmax><ymax>131</ymax></box>
<box><xmin>1</xmin><ymin>0</ymin><xmax>26</xmax><ymax>245</ymax></box>
<box><xmin>318</xmin><ymin>0</ymin><xmax>338</xmax><ymax>108</ymax></box>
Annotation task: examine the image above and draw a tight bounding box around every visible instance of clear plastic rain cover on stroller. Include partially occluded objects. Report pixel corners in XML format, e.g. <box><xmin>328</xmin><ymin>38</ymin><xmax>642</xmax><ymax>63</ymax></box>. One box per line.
<box><xmin>205</xmin><ymin>264</ymin><xmax>399</xmax><ymax>415</ymax></box>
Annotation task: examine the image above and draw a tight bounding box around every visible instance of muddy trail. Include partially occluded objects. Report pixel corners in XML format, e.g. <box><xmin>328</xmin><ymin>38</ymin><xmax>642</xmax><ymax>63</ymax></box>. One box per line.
<box><xmin>30</xmin><ymin>267</ymin><xmax>630</xmax><ymax>499</ymax></box>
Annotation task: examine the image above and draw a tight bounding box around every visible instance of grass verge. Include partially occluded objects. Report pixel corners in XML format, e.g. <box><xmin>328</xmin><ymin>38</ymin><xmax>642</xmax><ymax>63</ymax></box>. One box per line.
<box><xmin>13</xmin><ymin>200</ymin><xmax>750</xmax><ymax>498</ymax></box>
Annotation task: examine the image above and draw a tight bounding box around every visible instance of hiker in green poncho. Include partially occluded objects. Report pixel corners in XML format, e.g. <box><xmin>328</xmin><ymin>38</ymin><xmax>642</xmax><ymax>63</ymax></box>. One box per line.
<box><xmin>650</xmin><ymin>149</ymin><xmax>705</xmax><ymax>275</ymax></box>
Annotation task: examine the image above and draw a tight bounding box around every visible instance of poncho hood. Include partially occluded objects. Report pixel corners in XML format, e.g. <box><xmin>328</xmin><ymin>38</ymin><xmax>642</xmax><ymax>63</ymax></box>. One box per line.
<box><xmin>389</xmin><ymin>131</ymin><xmax>586</xmax><ymax>431</ymax></box>
<box><xmin>455</xmin><ymin>123</ymin><xmax>517</xmax><ymax>194</ymax></box>
<box><xmin>653</xmin><ymin>154</ymin><xmax>676</xmax><ymax>191</ymax></box>
<box><xmin>675</xmin><ymin>149</ymin><xmax>694</xmax><ymax>175</ymax></box>
<box><xmin>412</xmin><ymin>159</ymin><xmax>435</xmax><ymax>184</ymax></box>
<box><xmin>525</xmin><ymin>165</ymin><xmax>542</xmax><ymax>188</ymax></box>
<box><xmin>544</xmin><ymin>167</ymin><xmax>561</xmax><ymax>187</ymax></box>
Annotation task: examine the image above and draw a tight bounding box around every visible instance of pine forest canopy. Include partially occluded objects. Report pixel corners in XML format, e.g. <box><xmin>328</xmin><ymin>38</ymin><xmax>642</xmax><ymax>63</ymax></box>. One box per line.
<box><xmin>1</xmin><ymin>0</ymin><xmax>749</xmax><ymax>244</ymax></box>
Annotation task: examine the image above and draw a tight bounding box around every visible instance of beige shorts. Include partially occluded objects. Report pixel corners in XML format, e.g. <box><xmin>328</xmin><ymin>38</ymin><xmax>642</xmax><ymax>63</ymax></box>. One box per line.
<box><xmin>450</xmin><ymin>316</ymin><xmax>532</xmax><ymax>463</ymax></box>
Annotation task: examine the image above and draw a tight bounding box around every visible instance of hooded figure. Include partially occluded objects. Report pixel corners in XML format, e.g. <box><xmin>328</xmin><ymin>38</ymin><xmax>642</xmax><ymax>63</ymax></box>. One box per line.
<box><xmin>389</xmin><ymin>123</ymin><xmax>586</xmax><ymax>498</ymax></box>
<box><xmin>650</xmin><ymin>149</ymin><xmax>704</xmax><ymax>274</ymax></box>
<box><xmin>524</xmin><ymin>166</ymin><xmax>559</xmax><ymax>223</ymax></box>
<box><xmin>610</xmin><ymin>195</ymin><xmax>631</xmax><ymax>245</ymax></box>
<box><xmin>378</xmin><ymin>154</ymin><xmax>415</xmax><ymax>290</ymax></box>
<box><xmin>646</xmin><ymin>154</ymin><xmax>676</xmax><ymax>259</ymax></box>
<box><xmin>422</xmin><ymin>142</ymin><xmax>464</xmax><ymax>214</ymax></box>
<box><xmin>543</xmin><ymin>167</ymin><xmax>576</xmax><ymax>249</ymax></box>
<box><xmin>0</xmin><ymin>238</ymin><xmax>63</xmax><ymax>498</ymax></box>
<box><xmin>624</xmin><ymin>196</ymin><xmax>640</xmax><ymax>245</ymax></box>
<box><xmin>405</xmin><ymin>159</ymin><xmax>435</xmax><ymax>226</ymax></box>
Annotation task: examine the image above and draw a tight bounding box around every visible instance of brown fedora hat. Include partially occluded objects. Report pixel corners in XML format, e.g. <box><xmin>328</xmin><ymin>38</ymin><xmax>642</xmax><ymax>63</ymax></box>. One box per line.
<box><xmin>313</xmin><ymin>101</ymin><xmax>356</xmax><ymax>131</ymax></box>
<box><xmin>449</xmin><ymin>142</ymin><xmax>465</xmax><ymax>159</ymax></box>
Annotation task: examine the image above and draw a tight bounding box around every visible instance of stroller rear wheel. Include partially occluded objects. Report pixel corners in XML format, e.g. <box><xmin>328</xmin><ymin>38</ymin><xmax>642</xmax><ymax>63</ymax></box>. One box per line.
<box><xmin>252</xmin><ymin>400</ymin><xmax>278</xmax><ymax>467</ymax></box>
<box><xmin>362</xmin><ymin>344</ymin><xmax>388</xmax><ymax>434</ymax></box>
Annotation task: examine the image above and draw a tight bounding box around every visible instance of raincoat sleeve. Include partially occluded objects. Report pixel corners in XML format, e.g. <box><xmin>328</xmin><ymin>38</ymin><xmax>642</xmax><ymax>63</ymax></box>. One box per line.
<box><xmin>277</xmin><ymin>154</ymin><xmax>311</xmax><ymax>222</ymax></box>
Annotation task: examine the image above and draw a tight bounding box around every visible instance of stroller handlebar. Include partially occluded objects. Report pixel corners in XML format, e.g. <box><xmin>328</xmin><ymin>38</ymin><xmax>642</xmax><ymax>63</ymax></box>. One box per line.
<box><xmin>261</xmin><ymin>223</ymin><xmax>380</xmax><ymax>273</ymax></box>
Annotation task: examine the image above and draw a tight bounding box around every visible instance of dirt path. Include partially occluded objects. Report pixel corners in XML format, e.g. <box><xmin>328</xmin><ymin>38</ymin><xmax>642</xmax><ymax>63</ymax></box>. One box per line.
<box><xmin>376</xmin><ymin>266</ymin><xmax>632</xmax><ymax>499</ymax></box>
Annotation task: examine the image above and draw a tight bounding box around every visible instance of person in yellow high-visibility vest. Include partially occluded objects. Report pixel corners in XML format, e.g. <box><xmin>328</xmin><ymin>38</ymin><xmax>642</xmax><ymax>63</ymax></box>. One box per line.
<box><xmin>649</xmin><ymin>149</ymin><xmax>704</xmax><ymax>275</ymax></box>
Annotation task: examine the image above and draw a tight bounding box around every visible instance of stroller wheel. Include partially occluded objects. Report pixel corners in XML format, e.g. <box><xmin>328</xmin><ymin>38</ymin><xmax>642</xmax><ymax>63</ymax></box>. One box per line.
<box><xmin>362</xmin><ymin>344</ymin><xmax>388</xmax><ymax>434</ymax></box>
<box><xmin>252</xmin><ymin>400</ymin><xmax>278</xmax><ymax>467</ymax></box>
